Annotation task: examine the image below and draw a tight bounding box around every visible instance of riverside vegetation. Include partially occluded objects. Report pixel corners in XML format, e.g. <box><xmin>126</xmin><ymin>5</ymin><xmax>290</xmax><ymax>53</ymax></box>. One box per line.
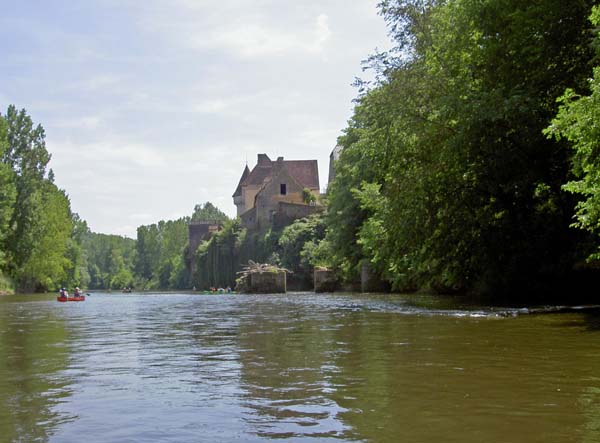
<box><xmin>3</xmin><ymin>0</ymin><xmax>600</xmax><ymax>300</ymax></box>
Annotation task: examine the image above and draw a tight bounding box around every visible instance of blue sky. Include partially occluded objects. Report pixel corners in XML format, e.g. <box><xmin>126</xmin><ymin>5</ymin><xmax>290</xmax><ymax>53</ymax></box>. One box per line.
<box><xmin>1</xmin><ymin>0</ymin><xmax>392</xmax><ymax>237</ymax></box>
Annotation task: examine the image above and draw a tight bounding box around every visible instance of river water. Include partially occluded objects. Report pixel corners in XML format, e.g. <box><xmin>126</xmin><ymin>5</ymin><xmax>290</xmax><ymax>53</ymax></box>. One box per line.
<box><xmin>0</xmin><ymin>292</ymin><xmax>599</xmax><ymax>442</ymax></box>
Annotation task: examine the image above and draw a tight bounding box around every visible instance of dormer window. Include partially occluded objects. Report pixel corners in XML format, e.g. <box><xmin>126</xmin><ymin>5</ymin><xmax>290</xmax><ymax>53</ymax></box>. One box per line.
<box><xmin>280</xmin><ymin>183</ymin><xmax>287</xmax><ymax>195</ymax></box>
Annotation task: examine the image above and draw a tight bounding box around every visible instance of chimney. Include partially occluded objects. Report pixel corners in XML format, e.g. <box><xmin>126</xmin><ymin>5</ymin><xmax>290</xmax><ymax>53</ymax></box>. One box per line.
<box><xmin>257</xmin><ymin>153</ymin><xmax>271</xmax><ymax>166</ymax></box>
<box><xmin>273</xmin><ymin>156</ymin><xmax>284</xmax><ymax>174</ymax></box>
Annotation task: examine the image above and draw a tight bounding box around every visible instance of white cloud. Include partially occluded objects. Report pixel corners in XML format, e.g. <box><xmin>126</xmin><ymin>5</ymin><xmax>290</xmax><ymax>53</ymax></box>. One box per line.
<box><xmin>314</xmin><ymin>14</ymin><xmax>332</xmax><ymax>49</ymax></box>
<box><xmin>129</xmin><ymin>213</ymin><xmax>154</xmax><ymax>221</ymax></box>
<box><xmin>51</xmin><ymin>140</ymin><xmax>166</xmax><ymax>170</ymax></box>
<box><xmin>193</xmin><ymin>99</ymin><xmax>229</xmax><ymax>114</ymax></box>
<box><xmin>52</xmin><ymin>116</ymin><xmax>102</xmax><ymax>129</ymax></box>
<box><xmin>190</xmin><ymin>13</ymin><xmax>332</xmax><ymax>57</ymax></box>
<box><xmin>68</xmin><ymin>74</ymin><xmax>121</xmax><ymax>92</ymax></box>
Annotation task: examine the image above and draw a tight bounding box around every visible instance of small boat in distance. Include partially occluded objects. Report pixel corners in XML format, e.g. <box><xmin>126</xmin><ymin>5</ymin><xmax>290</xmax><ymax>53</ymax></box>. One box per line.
<box><xmin>57</xmin><ymin>287</ymin><xmax>86</xmax><ymax>302</ymax></box>
<box><xmin>57</xmin><ymin>295</ymin><xmax>85</xmax><ymax>302</ymax></box>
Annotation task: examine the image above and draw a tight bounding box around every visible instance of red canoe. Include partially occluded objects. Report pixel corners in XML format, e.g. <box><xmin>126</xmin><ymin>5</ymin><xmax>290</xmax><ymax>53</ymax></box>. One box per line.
<box><xmin>57</xmin><ymin>296</ymin><xmax>85</xmax><ymax>302</ymax></box>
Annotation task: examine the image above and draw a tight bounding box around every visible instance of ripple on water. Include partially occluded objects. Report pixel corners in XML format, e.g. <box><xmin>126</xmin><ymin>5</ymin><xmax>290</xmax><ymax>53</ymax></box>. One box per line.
<box><xmin>1</xmin><ymin>292</ymin><xmax>600</xmax><ymax>442</ymax></box>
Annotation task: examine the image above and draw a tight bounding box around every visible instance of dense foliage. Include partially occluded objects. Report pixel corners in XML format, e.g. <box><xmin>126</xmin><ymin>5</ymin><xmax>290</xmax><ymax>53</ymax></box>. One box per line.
<box><xmin>0</xmin><ymin>106</ymin><xmax>78</xmax><ymax>292</ymax></box>
<box><xmin>324</xmin><ymin>0</ymin><xmax>599</xmax><ymax>296</ymax></box>
<box><xmin>545</xmin><ymin>5</ymin><xmax>600</xmax><ymax>260</ymax></box>
<box><xmin>83</xmin><ymin>230</ymin><xmax>135</xmax><ymax>289</ymax></box>
<box><xmin>191</xmin><ymin>202</ymin><xmax>229</xmax><ymax>222</ymax></box>
<box><xmin>278</xmin><ymin>214</ymin><xmax>327</xmax><ymax>285</ymax></box>
<box><xmin>193</xmin><ymin>219</ymin><xmax>246</xmax><ymax>289</ymax></box>
<box><xmin>135</xmin><ymin>218</ymin><xmax>190</xmax><ymax>289</ymax></box>
<box><xmin>193</xmin><ymin>213</ymin><xmax>327</xmax><ymax>290</ymax></box>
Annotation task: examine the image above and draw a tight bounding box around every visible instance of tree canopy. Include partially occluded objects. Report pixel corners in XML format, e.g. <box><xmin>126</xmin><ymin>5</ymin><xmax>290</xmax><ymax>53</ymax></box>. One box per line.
<box><xmin>325</xmin><ymin>0</ymin><xmax>598</xmax><ymax>296</ymax></box>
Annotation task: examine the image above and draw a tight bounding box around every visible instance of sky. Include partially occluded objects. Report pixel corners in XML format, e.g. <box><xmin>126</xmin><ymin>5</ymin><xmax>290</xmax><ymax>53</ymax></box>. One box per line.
<box><xmin>1</xmin><ymin>0</ymin><xmax>392</xmax><ymax>238</ymax></box>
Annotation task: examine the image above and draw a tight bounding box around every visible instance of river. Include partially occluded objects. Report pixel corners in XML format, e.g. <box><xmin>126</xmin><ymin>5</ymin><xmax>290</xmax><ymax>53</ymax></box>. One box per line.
<box><xmin>0</xmin><ymin>292</ymin><xmax>599</xmax><ymax>442</ymax></box>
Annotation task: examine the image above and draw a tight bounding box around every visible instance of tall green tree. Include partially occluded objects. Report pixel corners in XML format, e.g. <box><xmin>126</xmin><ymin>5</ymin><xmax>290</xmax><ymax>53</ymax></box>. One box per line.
<box><xmin>1</xmin><ymin>106</ymin><xmax>77</xmax><ymax>291</ymax></box>
<box><xmin>0</xmin><ymin>115</ymin><xmax>16</xmax><ymax>273</ymax></box>
<box><xmin>545</xmin><ymin>5</ymin><xmax>600</xmax><ymax>260</ymax></box>
<box><xmin>16</xmin><ymin>182</ymin><xmax>73</xmax><ymax>291</ymax></box>
<box><xmin>327</xmin><ymin>0</ymin><xmax>597</xmax><ymax>295</ymax></box>
<box><xmin>64</xmin><ymin>213</ymin><xmax>91</xmax><ymax>288</ymax></box>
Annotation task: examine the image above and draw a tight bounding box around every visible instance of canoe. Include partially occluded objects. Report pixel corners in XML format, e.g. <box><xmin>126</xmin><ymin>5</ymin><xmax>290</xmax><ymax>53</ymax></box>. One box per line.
<box><xmin>57</xmin><ymin>296</ymin><xmax>85</xmax><ymax>302</ymax></box>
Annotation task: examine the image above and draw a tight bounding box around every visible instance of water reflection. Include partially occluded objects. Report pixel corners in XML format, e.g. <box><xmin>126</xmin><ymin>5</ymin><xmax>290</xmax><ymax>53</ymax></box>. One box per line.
<box><xmin>237</xmin><ymin>301</ymin><xmax>359</xmax><ymax>441</ymax></box>
<box><xmin>0</xmin><ymin>296</ymin><xmax>73</xmax><ymax>442</ymax></box>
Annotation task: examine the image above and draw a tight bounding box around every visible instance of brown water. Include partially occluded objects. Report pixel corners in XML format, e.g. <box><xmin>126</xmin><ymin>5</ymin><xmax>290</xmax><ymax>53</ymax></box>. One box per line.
<box><xmin>0</xmin><ymin>292</ymin><xmax>599</xmax><ymax>442</ymax></box>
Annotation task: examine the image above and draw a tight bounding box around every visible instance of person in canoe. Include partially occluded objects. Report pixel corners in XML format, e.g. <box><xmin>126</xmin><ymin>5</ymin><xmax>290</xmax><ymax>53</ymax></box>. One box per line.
<box><xmin>74</xmin><ymin>287</ymin><xmax>82</xmax><ymax>297</ymax></box>
<box><xmin>60</xmin><ymin>287</ymin><xmax>69</xmax><ymax>298</ymax></box>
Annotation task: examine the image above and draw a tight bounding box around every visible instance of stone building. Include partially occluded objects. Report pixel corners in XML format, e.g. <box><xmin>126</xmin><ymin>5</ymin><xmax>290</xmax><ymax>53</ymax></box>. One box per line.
<box><xmin>233</xmin><ymin>154</ymin><xmax>321</xmax><ymax>230</ymax></box>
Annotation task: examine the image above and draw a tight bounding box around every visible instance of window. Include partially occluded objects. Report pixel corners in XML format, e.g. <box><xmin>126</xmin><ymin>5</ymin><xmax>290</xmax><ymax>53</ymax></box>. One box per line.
<box><xmin>280</xmin><ymin>183</ymin><xmax>287</xmax><ymax>195</ymax></box>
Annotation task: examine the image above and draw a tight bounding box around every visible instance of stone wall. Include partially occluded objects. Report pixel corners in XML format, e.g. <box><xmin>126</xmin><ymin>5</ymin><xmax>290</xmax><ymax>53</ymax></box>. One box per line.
<box><xmin>254</xmin><ymin>164</ymin><xmax>306</xmax><ymax>229</ymax></box>
<box><xmin>314</xmin><ymin>268</ymin><xmax>338</xmax><ymax>293</ymax></box>
<box><xmin>240</xmin><ymin>207</ymin><xmax>257</xmax><ymax>231</ymax></box>
<box><xmin>361</xmin><ymin>262</ymin><xmax>390</xmax><ymax>293</ymax></box>
<box><xmin>237</xmin><ymin>271</ymin><xmax>287</xmax><ymax>293</ymax></box>
<box><xmin>273</xmin><ymin>202</ymin><xmax>324</xmax><ymax>230</ymax></box>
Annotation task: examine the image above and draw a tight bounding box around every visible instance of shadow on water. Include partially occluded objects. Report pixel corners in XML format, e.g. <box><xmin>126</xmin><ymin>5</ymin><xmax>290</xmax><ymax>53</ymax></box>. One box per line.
<box><xmin>0</xmin><ymin>295</ymin><xmax>75</xmax><ymax>442</ymax></box>
<box><xmin>583</xmin><ymin>309</ymin><xmax>600</xmax><ymax>331</ymax></box>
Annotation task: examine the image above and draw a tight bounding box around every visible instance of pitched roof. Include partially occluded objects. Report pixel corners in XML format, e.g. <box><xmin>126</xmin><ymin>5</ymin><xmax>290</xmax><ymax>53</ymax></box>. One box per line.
<box><xmin>234</xmin><ymin>154</ymin><xmax>320</xmax><ymax>196</ymax></box>
<box><xmin>284</xmin><ymin>160</ymin><xmax>319</xmax><ymax>190</ymax></box>
<box><xmin>244</xmin><ymin>163</ymin><xmax>273</xmax><ymax>186</ymax></box>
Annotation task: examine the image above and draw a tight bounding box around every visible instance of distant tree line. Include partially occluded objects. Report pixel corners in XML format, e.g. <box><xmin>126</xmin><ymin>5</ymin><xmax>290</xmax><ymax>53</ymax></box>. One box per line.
<box><xmin>0</xmin><ymin>105</ymin><xmax>230</xmax><ymax>294</ymax></box>
<box><xmin>85</xmin><ymin>202</ymin><xmax>229</xmax><ymax>290</ymax></box>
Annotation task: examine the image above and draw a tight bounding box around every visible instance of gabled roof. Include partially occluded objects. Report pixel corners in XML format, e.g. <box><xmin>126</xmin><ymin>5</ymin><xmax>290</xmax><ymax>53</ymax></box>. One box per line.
<box><xmin>254</xmin><ymin>162</ymin><xmax>306</xmax><ymax>205</ymax></box>
<box><xmin>233</xmin><ymin>154</ymin><xmax>320</xmax><ymax>198</ymax></box>
<box><xmin>284</xmin><ymin>160</ymin><xmax>319</xmax><ymax>190</ymax></box>
<box><xmin>244</xmin><ymin>163</ymin><xmax>273</xmax><ymax>186</ymax></box>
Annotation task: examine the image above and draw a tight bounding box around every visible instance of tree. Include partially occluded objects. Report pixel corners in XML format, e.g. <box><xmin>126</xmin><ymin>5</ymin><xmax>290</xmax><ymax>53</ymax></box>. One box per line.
<box><xmin>278</xmin><ymin>214</ymin><xmax>326</xmax><ymax>282</ymax></box>
<box><xmin>0</xmin><ymin>115</ymin><xmax>16</xmax><ymax>271</ymax></box>
<box><xmin>16</xmin><ymin>182</ymin><xmax>73</xmax><ymax>291</ymax></box>
<box><xmin>1</xmin><ymin>106</ymin><xmax>76</xmax><ymax>291</ymax></box>
<box><xmin>545</xmin><ymin>5</ymin><xmax>600</xmax><ymax>259</ymax></box>
<box><xmin>191</xmin><ymin>202</ymin><xmax>229</xmax><ymax>222</ymax></box>
<box><xmin>302</xmin><ymin>188</ymin><xmax>317</xmax><ymax>205</ymax></box>
<box><xmin>82</xmin><ymin>232</ymin><xmax>135</xmax><ymax>289</ymax></box>
<box><xmin>64</xmin><ymin>213</ymin><xmax>91</xmax><ymax>288</ymax></box>
<box><xmin>326</xmin><ymin>0</ymin><xmax>597</xmax><ymax>295</ymax></box>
